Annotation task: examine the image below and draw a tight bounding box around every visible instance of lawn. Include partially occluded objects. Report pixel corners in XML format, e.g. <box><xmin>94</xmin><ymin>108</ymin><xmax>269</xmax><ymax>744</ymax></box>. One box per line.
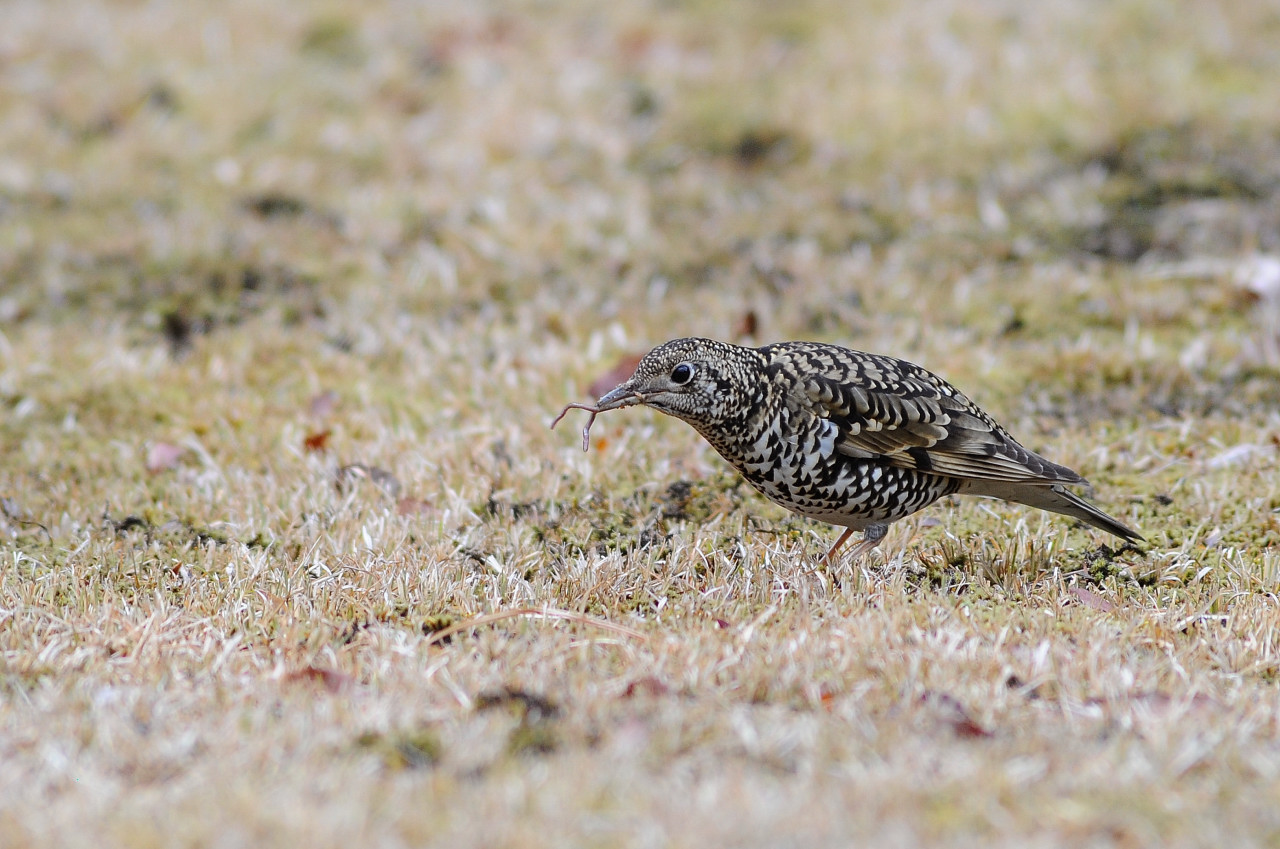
<box><xmin>3</xmin><ymin>0</ymin><xmax>1280</xmax><ymax>846</ymax></box>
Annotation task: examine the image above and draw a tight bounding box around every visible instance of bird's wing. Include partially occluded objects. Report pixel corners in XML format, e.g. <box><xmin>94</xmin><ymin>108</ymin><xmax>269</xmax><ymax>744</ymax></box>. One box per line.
<box><xmin>773</xmin><ymin>347</ymin><xmax>1082</xmax><ymax>485</ymax></box>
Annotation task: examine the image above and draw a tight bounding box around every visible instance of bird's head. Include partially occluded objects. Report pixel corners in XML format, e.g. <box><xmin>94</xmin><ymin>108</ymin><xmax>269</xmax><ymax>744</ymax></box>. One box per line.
<box><xmin>594</xmin><ymin>337</ymin><xmax>763</xmax><ymax>429</ymax></box>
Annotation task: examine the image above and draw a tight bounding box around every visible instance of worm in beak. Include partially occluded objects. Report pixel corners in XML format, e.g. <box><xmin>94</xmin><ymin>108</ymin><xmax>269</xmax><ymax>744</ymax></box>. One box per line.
<box><xmin>550</xmin><ymin>385</ymin><xmax>646</xmax><ymax>452</ymax></box>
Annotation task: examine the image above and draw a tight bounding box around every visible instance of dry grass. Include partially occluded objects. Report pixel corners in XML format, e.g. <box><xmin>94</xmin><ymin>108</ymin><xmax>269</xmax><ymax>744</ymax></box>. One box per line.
<box><xmin>3</xmin><ymin>0</ymin><xmax>1280</xmax><ymax>845</ymax></box>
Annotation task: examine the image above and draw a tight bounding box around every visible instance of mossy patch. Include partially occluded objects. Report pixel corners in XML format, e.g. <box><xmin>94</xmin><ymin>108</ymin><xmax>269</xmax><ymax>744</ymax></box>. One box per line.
<box><xmin>356</xmin><ymin>728</ymin><xmax>443</xmax><ymax>770</ymax></box>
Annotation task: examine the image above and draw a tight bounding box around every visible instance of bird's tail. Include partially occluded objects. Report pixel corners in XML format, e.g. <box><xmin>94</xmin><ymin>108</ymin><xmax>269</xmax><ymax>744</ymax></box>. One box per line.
<box><xmin>958</xmin><ymin>481</ymin><xmax>1143</xmax><ymax>543</ymax></box>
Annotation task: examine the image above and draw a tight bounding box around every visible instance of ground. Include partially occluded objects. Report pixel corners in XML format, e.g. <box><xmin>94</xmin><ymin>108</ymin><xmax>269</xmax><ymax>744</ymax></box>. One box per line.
<box><xmin>3</xmin><ymin>0</ymin><xmax>1280</xmax><ymax>846</ymax></box>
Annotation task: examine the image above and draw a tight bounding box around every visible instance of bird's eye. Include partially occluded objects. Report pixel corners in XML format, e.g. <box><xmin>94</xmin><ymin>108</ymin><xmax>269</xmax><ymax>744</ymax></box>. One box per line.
<box><xmin>670</xmin><ymin>363</ymin><xmax>694</xmax><ymax>385</ymax></box>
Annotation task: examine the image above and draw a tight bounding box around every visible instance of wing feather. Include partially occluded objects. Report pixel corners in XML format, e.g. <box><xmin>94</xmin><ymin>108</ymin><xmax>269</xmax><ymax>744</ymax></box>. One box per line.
<box><xmin>771</xmin><ymin>345</ymin><xmax>1082</xmax><ymax>485</ymax></box>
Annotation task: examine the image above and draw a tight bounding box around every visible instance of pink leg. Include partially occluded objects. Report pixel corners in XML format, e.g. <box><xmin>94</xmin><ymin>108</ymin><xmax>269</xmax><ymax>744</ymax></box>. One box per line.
<box><xmin>823</xmin><ymin>523</ymin><xmax>888</xmax><ymax>565</ymax></box>
<box><xmin>822</xmin><ymin>528</ymin><xmax>856</xmax><ymax>564</ymax></box>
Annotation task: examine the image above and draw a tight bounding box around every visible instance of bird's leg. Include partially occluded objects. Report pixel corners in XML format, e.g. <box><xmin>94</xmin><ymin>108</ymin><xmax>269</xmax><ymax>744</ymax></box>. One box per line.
<box><xmin>821</xmin><ymin>528</ymin><xmax>856</xmax><ymax>564</ymax></box>
<box><xmin>845</xmin><ymin>523</ymin><xmax>889</xmax><ymax>561</ymax></box>
<box><xmin>823</xmin><ymin>523</ymin><xmax>888</xmax><ymax>565</ymax></box>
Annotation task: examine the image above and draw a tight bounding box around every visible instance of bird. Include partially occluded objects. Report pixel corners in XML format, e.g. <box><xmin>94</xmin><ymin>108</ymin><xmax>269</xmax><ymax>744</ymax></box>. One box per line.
<box><xmin>556</xmin><ymin>337</ymin><xmax>1141</xmax><ymax>562</ymax></box>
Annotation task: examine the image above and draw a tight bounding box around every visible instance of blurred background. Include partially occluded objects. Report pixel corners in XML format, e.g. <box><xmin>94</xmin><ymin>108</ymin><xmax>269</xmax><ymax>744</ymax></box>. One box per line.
<box><xmin>3</xmin><ymin>0</ymin><xmax>1278</xmax><ymax>366</ymax></box>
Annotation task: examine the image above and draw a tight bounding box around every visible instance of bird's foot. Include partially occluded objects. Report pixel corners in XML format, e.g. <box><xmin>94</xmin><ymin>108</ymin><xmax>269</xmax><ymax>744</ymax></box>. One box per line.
<box><xmin>821</xmin><ymin>523</ymin><xmax>888</xmax><ymax>566</ymax></box>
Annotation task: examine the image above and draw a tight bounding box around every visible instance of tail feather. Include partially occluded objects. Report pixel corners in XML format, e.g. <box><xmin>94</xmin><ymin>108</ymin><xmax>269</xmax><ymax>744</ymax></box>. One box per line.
<box><xmin>958</xmin><ymin>481</ymin><xmax>1143</xmax><ymax>543</ymax></box>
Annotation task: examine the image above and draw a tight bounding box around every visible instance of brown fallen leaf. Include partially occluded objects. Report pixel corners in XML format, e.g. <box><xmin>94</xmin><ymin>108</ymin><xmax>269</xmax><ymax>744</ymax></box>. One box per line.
<box><xmin>587</xmin><ymin>352</ymin><xmax>644</xmax><ymax>399</ymax></box>
<box><xmin>1070</xmin><ymin>586</ymin><xmax>1116</xmax><ymax>613</ymax></box>
<box><xmin>621</xmin><ymin>676</ymin><xmax>670</xmax><ymax>699</ymax></box>
<box><xmin>145</xmin><ymin>441</ymin><xmax>186</xmax><ymax>474</ymax></box>
<box><xmin>304</xmin><ymin>429</ymin><xmax>332</xmax><ymax>452</ymax></box>
<box><xmin>284</xmin><ymin>665</ymin><xmax>354</xmax><ymax>693</ymax></box>
<box><xmin>731</xmin><ymin>309</ymin><xmax>759</xmax><ymax>341</ymax></box>
<box><xmin>919</xmin><ymin>690</ymin><xmax>992</xmax><ymax>738</ymax></box>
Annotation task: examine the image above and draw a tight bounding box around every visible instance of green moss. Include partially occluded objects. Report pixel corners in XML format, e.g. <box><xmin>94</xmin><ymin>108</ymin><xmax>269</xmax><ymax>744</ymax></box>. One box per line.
<box><xmin>300</xmin><ymin>17</ymin><xmax>365</xmax><ymax>65</ymax></box>
<box><xmin>420</xmin><ymin>614</ymin><xmax>456</xmax><ymax>637</ymax></box>
<box><xmin>356</xmin><ymin>728</ymin><xmax>443</xmax><ymax>770</ymax></box>
<box><xmin>505</xmin><ymin>720</ymin><xmax>560</xmax><ymax>758</ymax></box>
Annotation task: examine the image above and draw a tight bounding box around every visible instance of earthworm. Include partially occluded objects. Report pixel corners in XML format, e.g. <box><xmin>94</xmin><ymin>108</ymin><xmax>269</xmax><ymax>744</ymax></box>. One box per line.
<box><xmin>551</xmin><ymin>402</ymin><xmax>602</xmax><ymax>452</ymax></box>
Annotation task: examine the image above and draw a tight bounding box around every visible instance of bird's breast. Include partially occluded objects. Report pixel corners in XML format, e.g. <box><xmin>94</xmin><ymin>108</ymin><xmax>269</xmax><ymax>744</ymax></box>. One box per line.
<box><xmin>699</xmin><ymin>409</ymin><xmax>958</xmax><ymax>527</ymax></box>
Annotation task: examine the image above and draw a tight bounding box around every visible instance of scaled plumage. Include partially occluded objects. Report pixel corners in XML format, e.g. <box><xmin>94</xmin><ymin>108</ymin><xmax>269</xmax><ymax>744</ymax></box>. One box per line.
<box><xmin>559</xmin><ymin>337</ymin><xmax>1141</xmax><ymax>561</ymax></box>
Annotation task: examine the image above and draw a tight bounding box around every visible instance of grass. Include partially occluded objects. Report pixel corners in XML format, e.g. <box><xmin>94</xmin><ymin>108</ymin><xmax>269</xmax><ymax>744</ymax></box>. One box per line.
<box><xmin>3</xmin><ymin>0</ymin><xmax>1280</xmax><ymax>845</ymax></box>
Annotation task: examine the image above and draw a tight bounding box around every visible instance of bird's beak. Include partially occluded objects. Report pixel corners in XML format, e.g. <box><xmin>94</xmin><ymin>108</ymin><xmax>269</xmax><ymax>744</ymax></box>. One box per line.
<box><xmin>594</xmin><ymin>382</ymin><xmax>646</xmax><ymax>412</ymax></box>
